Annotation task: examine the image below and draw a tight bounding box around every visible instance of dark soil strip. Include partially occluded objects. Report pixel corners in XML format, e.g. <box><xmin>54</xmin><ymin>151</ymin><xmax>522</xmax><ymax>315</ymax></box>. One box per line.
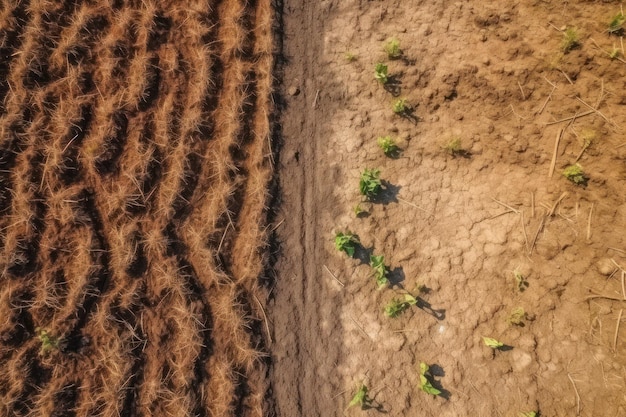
<box><xmin>94</xmin><ymin>110</ymin><xmax>129</xmax><ymax>176</ymax></box>
<box><xmin>64</xmin><ymin>189</ymin><xmax>112</xmax><ymax>350</ymax></box>
<box><xmin>159</xmin><ymin>231</ymin><xmax>215</xmax><ymax>417</ymax></box>
<box><xmin>0</xmin><ymin>116</ymin><xmax>29</xmax><ymax>215</ymax></box>
<box><xmin>0</xmin><ymin>1</ymin><xmax>32</xmax><ymax>115</ymax></box>
<box><xmin>137</xmin><ymin>56</ymin><xmax>161</xmax><ymax>112</ymax></box>
<box><xmin>60</xmin><ymin>104</ymin><xmax>93</xmax><ymax>184</ymax></box>
<box><xmin>7</xmin><ymin>149</ymin><xmax>48</xmax><ymax>278</ymax></box>
<box><xmin>51</xmin><ymin>382</ymin><xmax>79</xmax><ymax>417</ymax></box>
<box><xmin>171</xmin><ymin>151</ymin><xmax>203</xmax><ymax>221</ymax></box>
<box><xmin>110</xmin><ymin>288</ymin><xmax>147</xmax><ymax>417</ymax></box>
<box><xmin>147</xmin><ymin>12</ymin><xmax>172</xmax><ymax>52</ymax></box>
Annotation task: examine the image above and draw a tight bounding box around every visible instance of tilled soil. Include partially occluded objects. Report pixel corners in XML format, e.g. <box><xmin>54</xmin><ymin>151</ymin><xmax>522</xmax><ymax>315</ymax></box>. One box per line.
<box><xmin>0</xmin><ymin>1</ymin><xmax>276</xmax><ymax>416</ymax></box>
<box><xmin>271</xmin><ymin>0</ymin><xmax>626</xmax><ymax>416</ymax></box>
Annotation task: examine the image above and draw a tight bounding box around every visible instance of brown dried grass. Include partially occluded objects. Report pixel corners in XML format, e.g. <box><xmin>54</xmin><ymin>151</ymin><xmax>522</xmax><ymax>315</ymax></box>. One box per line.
<box><xmin>0</xmin><ymin>0</ymin><xmax>277</xmax><ymax>415</ymax></box>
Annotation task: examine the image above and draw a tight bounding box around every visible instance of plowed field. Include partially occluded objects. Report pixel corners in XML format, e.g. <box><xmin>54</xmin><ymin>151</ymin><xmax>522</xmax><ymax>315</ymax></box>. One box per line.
<box><xmin>0</xmin><ymin>1</ymin><xmax>276</xmax><ymax>416</ymax></box>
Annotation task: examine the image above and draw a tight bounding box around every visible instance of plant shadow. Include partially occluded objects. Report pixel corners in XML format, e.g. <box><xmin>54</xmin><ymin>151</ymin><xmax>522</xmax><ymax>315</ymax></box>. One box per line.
<box><xmin>387</xmin><ymin>266</ymin><xmax>405</xmax><ymax>287</ymax></box>
<box><xmin>396</xmin><ymin>106</ymin><xmax>419</xmax><ymax>125</ymax></box>
<box><xmin>383</xmin><ymin>75</ymin><xmax>402</xmax><ymax>97</ymax></box>
<box><xmin>401</xmin><ymin>55</ymin><xmax>417</xmax><ymax>66</ymax></box>
<box><xmin>363</xmin><ymin>388</ymin><xmax>389</xmax><ymax>413</ymax></box>
<box><xmin>353</xmin><ymin>244</ymin><xmax>374</xmax><ymax>266</ymax></box>
<box><xmin>428</xmin><ymin>364</ymin><xmax>451</xmax><ymax>400</ymax></box>
<box><xmin>383</xmin><ymin>147</ymin><xmax>403</xmax><ymax>159</ymax></box>
<box><xmin>369</xmin><ymin>181</ymin><xmax>400</xmax><ymax>205</ymax></box>
<box><xmin>416</xmin><ymin>297</ymin><xmax>445</xmax><ymax>320</ymax></box>
<box><xmin>448</xmin><ymin>149</ymin><xmax>472</xmax><ymax>159</ymax></box>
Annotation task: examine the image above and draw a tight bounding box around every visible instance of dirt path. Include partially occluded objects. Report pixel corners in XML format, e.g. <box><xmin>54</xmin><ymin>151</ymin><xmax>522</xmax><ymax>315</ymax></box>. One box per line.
<box><xmin>269</xmin><ymin>1</ymin><xmax>333</xmax><ymax>415</ymax></box>
<box><xmin>272</xmin><ymin>0</ymin><xmax>626</xmax><ymax>416</ymax></box>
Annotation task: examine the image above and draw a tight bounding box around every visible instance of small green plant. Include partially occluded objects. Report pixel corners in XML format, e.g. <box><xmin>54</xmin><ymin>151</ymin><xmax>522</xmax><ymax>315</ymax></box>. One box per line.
<box><xmin>384</xmin><ymin>37</ymin><xmax>402</xmax><ymax>59</ymax></box>
<box><xmin>519</xmin><ymin>412</ymin><xmax>537</xmax><ymax>417</ymax></box>
<box><xmin>354</xmin><ymin>203</ymin><xmax>366</xmax><ymax>217</ymax></box>
<box><xmin>442</xmin><ymin>137</ymin><xmax>463</xmax><ymax>156</ymax></box>
<box><xmin>384</xmin><ymin>294</ymin><xmax>417</xmax><ymax>318</ymax></box>
<box><xmin>608</xmin><ymin>12</ymin><xmax>625</xmax><ymax>34</ymax></box>
<box><xmin>507</xmin><ymin>307</ymin><xmax>527</xmax><ymax>326</ymax></box>
<box><xmin>36</xmin><ymin>328</ymin><xmax>59</xmax><ymax>355</ymax></box>
<box><xmin>374</xmin><ymin>63</ymin><xmax>388</xmax><ymax>84</ymax></box>
<box><xmin>562</xmin><ymin>163</ymin><xmax>588</xmax><ymax>186</ymax></box>
<box><xmin>561</xmin><ymin>27</ymin><xmax>580</xmax><ymax>53</ymax></box>
<box><xmin>348</xmin><ymin>384</ymin><xmax>372</xmax><ymax>409</ymax></box>
<box><xmin>359</xmin><ymin>168</ymin><xmax>382</xmax><ymax>199</ymax></box>
<box><xmin>369</xmin><ymin>255</ymin><xmax>390</xmax><ymax>288</ymax></box>
<box><xmin>609</xmin><ymin>45</ymin><xmax>621</xmax><ymax>59</ymax></box>
<box><xmin>580</xmin><ymin>128</ymin><xmax>596</xmax><ymax>149</ymax></box>
<box><xmin>334</xmin><ymin>231</ymin><xmax>360</xmax><ymax>257</ymax></box>
<box><xmin>392</xmin><ymin>98</ymin><xmax>408</xmax><ymax>114</ymax></box>
<box><xmin>482</xmin><ymin>337</ymin><xmax>504</xmax><ymax>349</ymax></box>
<box><xmin>377</xmin><ymin>136</ymin><xmax>399</xmax><ymax>157</ymax></box>
<box><xmin>418</xmin><ymin>362</ymin><xmax>442</xmax><ymax>396</ymax></box>
<box><xmin>345</xmin><ymin>52</ymin><xmax>358</xmax><ymax>62</ymax></box>
<box><xmin>513</xmin><ymin>269</ymin><xmax>529</xmax><ymax>292</ymax></box>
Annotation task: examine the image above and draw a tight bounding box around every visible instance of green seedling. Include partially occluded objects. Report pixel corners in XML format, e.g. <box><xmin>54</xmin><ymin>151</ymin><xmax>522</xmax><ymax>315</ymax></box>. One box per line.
<box><xmin>579</xmin><ymin>128</ymin><xmax>596</xmax><ymax>149</ymax></box>
<box><xmin>562</xmin><ymin>163</ymin><xmax>588</xmax><ymax>186</ymax></box>
<box><xmin>384</xmin><ymin>299</ymin><xmax>406</xmax><ymax>318</ymax></box>
<box><xmin>384</xmin><ymin>294</ymin><xmax>417</xmax><ymax>318</ymax></box>
<box><xmin>384</xmin><ymin>37</ymin><xmax>402</xmax><ymax>59</ymax></box>
<box><xmin>359</xmin><ymin>168</ymin><xmax>382</xmax><ymax>199</ymax></box>
<box><xmin>442</xmin><ymin>137</ymin><xmax>463</xmax><ymax>156</ymax></box>
<box><xmin>36</xmin><ymin>328</ymin><xmax>59</xmax><ymax>355</ymax></box>
<box><xmin>561</xmin><ymin>27</ymin><xmax>580</xmax><ymax>53</ymax></box>
<box><xmin>507</xmin><ymin>307</ymin><xmax>527</xmax><ymax>326</ymax></box>
<box><xmin>369</xmin><ymin>254</ymin><xmax>390</xmax><ymax>288</ymax></box>
<box><xmin>513</xmin><ymin>269</ymin><xmax>529</xmax><ymax>292</ymax></box>
<box><xmin>608</xmin><ymin>12</ymin><xmax>625</xmax><ymax>34</ymax></box>
<box><xmin>377</xmin><ymin>136</ymin><xmax>399</xmax><ymax>157</ymax></box>
<box><xmin>519</xmin><ymin>412</ymin><xmax>537</xmax><ymax>417</ymax></box>
<box><xmin>374</xmin><ymin>63</ymin><xmax>388</xmax><ymax>84</ymax></box>
<box><xmin>354</xmin><ymin>203</ymin><xmax>366</xmax><ymax>217</ymax></box>
<box><xmin>345</xmin><ymin>52</ymin><xmax>358</xmax><ymax>62</ymax></box>
<box><xmin>392</xmin><ymin>98</ymin><xmax>408</xmax><ymax>114</ymax></box>
<box><xmin>609</xmin><ymin>45</ymin><xmax>621</xmax><ymax>59</ymax></box>
<box><xmin>483</xmin><ymin>337</ymin><xmax>504</xmax><ymax>349</ymax></box>
<box><xmin>348</xmin><ymin>384</ymin><xmax>372</xmax><ymax>409</ymax></box>
<box><xmin>419</xmin><ymin>362</ymin><xmax>442</xmax><ymax>396</ymax></box>
<box><xmin>334</xmin><ymin>231</ymin><xmax>360</xmax><ymax>257</ymax></box>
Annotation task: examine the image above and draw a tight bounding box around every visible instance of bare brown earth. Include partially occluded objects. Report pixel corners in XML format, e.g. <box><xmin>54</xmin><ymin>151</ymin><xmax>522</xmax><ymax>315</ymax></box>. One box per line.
<box><xmin>272</xmin><ymin>0</ymin><xmax>626</xmax><ymax>416</ymax></box>
<box><xmin>0</xmin><ymin>1</ymin><xmax>277</xmax><ymax>416</ymax></box>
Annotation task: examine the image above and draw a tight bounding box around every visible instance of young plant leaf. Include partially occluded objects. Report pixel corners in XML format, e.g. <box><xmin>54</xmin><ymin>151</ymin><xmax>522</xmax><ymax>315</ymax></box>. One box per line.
<box><xmin>334</xmin><ymin>232</ymin><xmax>359</xmax><ymax>257</ymax></box>
<box><xmin>374</xmin><ymin>63</ymin><xmax>388</xmax><ymax>84</ymax></box>
<box><xmin>562</xmin><ymin>163</ymin><xmax>588</xmax><ymax>186</ymax></box>
<box><xmin>36</xmin><ymin>327</ymin><xmax>60</xmax><ymax>355</ymax></box>
<box><xmin>359</xmin><ymin>169</ymin><xmax>382</xmax><ymax>199</ymax></box>
<box><xmin>608</xmin><ymin>12</ymin><xmax>625</xmax><ymax>34</ymax></box>
<box><xmin>377</xmin><ymin>136</ymin><xmax>399</xmax><ymax>157</ymax></box>
<box><xmin>384</xmin><ymin>298</ymin><xmax>404</xmax><ymax>318</ymax></box>
<box><xmin>418</xmin><ymin>362</ymin><xmax>442</xmax><ymax>396</ymax></box>
<box><xmin>482</xmin><ymin>337</ymin><xmax>504</xmax><ymax>349</ymax></box>
<box><xmin>513</xmin><ymin>269</ymin><xmax>529</xmax><ymax>292</ymax></box>
<box><xmin>419</xmin><ymin>375</ymin><xmax>442</xmax><ymax>395</ymax></box>
<box><xmin>404</xmin><ymin>293</ymin><xmax>418</xmax><ymax>306</ymax></box>
<box><xmin>519</xmin><ymin>412</ymin><xmax>537</xmax><ymax>417</ymax></box>
<box><xmin>348</xmin><ymin>384</ymin><xmax>370</xmax><ymax>409</ymax></box>
<box><xmin>392</xmin><ymin>98</ymin><xmax>408</xmax><ymax>114</ymax></box>
<box><xmin>369</xmin><ymin>254</ymin><xmax>389</xmax><ymax>288</ymax></box>
<box><xmin>384</xmin><ymin>37</ymin><xmax>402</xmax><ymax>59</ymax></box>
